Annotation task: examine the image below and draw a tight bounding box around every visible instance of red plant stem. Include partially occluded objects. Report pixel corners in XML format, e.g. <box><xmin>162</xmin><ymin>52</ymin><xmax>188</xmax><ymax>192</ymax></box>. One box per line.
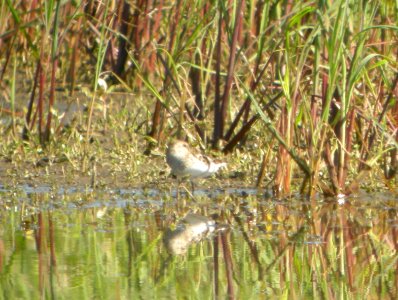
<box><xmin>133</xmin><ymin>0</ymin><xmax>144</xmax><ymax>56</ymax></box>
<box><xmin>114</xmin><ymin>1</ymin><xmax>131</xmax><ymax>78</ymax></box>
<box><xmin>142</xmin><ymin>0</ymin><xmax>152</xmax><ymax>49</ymax></box>
<box><xmin>190</xmin><ymin>58</ymin><xmax>204</xmax><ymax>120</ymax></box>
<box><xmin>149</xmin><ymin>0</ymin><xmax>182</xmax><ymax>141</ymax></box>
<box><xmin>341</xmin><ymin>210</ymin><xmax>354</xmax><ymax>289</ymax></box>
<box><xmin>232</xmin><ymin>212</ymin><xmax>263</xmax><ymax>279</ymax></box>
<box><xmin>212</xmin><ymin>3</ymin><xmax>223</xmax><ymax>148</ymax></box>
<box><xmin>221</xmin><ymin>232</ymin><xmax>235</xmax><ymax>299</ymax></box>
<box><xmin>220</xmin><ymin>0</ymin><xmax>244</xmax><ymax>137</ymax></box>
<box><xmin>0</xmin><ymin>38</ymin><xmax>14</xmax><ymax>81</ymax></box>
<box><xmin>48</xmin><ymin>212</ymin><xmax>57</xmax><ymax>266</ymax></box>
<box><xmin>224</xmin><ymin>99</ymin><xmax>250</xmax><ymax>142</ymax></box>
<box><xmin>23</xmin><ymin>60</ymin><xmax>40</xmax><ymax>140</ymax></box>
<box><xmin>213</xmin><ymin>233</ymin><xmax>220</xmax><ymax>298</ymax></box>
<box><xmin>223</xmin><ymin>116</ymin><xmax>258</xmax><ymax>153</ymax></box>
<box><xmin>167</xmin><ymin>0</ymin><xmax>182</xmax><ymax>53</ymax></box>
<box><xmin>67</xmin><ymin>20</ymin><xmax>81</xmax><ymax>96</ymax></box>
<box><xmin>149</xmin><ymin>0</ymin><xmax>164</xmax><ymax>71</ymax></box>
<box><xmin>38</xmin><ymin>61</ymin><xmax>45</xmax><ymax>143</ymax></box>
<box><xmin>149</xmin><ymin>100</ymin><xmax>162</xmax><ymax>139</ymax></box>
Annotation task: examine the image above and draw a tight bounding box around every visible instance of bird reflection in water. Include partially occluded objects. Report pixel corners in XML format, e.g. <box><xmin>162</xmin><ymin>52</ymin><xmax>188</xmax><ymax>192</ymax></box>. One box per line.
<box><xmin>163</xmin><ymin>214</ymin><xmax>227</xmax><ymax>255</ymax></box>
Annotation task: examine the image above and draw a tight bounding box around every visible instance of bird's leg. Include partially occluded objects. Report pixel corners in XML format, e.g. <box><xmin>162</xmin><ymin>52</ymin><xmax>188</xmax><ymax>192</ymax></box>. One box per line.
<box><xmin>176</xmin><ymin>178</ymin><xmax>181</xmax><ymax>200</ymax></box>
<box><xmin>178</xmin><ymin>180</ymin><xmax>196</xmax><ymax>202</ymax></box>
<box><xmin>191</xmin><ymin>180</ymin><xmax>195</xmax><ymax>196</ymax></box>
<box><xmin>181</xmin><ymin>180</ymin><xmax>196</xmax><ymax>202</ymax></box>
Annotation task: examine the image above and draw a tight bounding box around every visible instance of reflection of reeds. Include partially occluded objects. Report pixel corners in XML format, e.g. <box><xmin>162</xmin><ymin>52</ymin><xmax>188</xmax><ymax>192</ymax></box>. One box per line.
<box><xmin>1</xmin><ymin>191</ymin><xmax>398</xmax><ymax>298</ymax></box>
<box><xmin>1</xmin><ymin>1</ymin><xmax>397</xmax><ymax>194</ymax></box>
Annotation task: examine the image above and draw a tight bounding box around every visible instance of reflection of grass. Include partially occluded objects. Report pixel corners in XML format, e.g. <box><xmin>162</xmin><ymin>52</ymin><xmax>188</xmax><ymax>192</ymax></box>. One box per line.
<box><xmin>0</xmin><ymin>191</ymin><xmax>397</xmax><ymax>298</ymax></box>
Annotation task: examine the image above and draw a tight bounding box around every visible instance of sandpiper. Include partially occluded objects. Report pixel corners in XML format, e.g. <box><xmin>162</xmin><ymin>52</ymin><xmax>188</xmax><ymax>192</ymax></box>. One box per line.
<box><xmin>166</xmin><ymin>140</ymin><xmax>227</xmax><ymax>194</ymax></box>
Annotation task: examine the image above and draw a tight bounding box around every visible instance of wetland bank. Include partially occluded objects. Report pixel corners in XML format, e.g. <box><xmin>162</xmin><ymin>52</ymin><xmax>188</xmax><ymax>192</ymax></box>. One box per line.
<box><xmin>2</xmin><ymin>0</ymin><xmax>398</xmax><ymax>299</ymax></box>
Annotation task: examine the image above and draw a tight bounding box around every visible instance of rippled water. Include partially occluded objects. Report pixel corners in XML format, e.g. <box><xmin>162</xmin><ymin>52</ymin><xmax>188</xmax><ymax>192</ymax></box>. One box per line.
<box><xmin>0</xmin><ymin>186</ymin><xmax>397</xmax><ymax>299</ymax></box>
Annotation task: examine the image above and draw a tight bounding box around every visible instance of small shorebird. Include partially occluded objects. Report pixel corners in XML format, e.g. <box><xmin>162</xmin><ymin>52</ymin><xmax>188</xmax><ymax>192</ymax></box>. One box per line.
<box><xmin>166</xmin><ymin>140</ymin><xmax>227</xmax><ymax>196</ymax></box>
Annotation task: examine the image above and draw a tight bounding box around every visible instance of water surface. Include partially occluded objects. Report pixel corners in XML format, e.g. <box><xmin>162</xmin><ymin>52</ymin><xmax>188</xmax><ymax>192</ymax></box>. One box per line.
<box><xmin>0</xmin><ymin>187</ymin><xmax>397</xmax><ymax>299</ymax></box>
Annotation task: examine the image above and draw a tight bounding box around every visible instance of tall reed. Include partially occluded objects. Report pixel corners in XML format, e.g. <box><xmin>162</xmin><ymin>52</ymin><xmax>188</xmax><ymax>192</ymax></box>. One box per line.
<box><xmin>1</xmin><ymin>0</ymin><xmax>397</xmax><ymax>194</ymax></box>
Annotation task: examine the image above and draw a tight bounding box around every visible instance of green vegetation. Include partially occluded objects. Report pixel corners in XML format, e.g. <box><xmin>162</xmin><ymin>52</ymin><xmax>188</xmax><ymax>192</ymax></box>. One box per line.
<box><xmin>1</xmin><ymin>0</ymin><xmax>397</xmax><ymax>195</ymax></box>
<box><xmin>1</xmin><ymin>2</ymin><xmax>398</xmax><ymax>297</ymax></box>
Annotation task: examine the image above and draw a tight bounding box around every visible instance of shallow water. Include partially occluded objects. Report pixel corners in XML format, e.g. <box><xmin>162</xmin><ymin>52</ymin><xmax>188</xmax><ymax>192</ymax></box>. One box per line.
<box><xmin>1</xmin><ymin>186</ymin><xmax>398</xmax><ymax>299</ymax></box>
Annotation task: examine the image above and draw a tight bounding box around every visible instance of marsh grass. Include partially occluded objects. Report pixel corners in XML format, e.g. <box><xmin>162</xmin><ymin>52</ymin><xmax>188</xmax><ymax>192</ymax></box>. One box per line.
<box><xmin>2</xmin><ymin>2</ymin><xmax>398</xmax><ymax>298</ymax></box>
<box><xmin>0</xmin><ymin>0</ymin><xmax>398</xmax><ymax>195</ymax></box>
